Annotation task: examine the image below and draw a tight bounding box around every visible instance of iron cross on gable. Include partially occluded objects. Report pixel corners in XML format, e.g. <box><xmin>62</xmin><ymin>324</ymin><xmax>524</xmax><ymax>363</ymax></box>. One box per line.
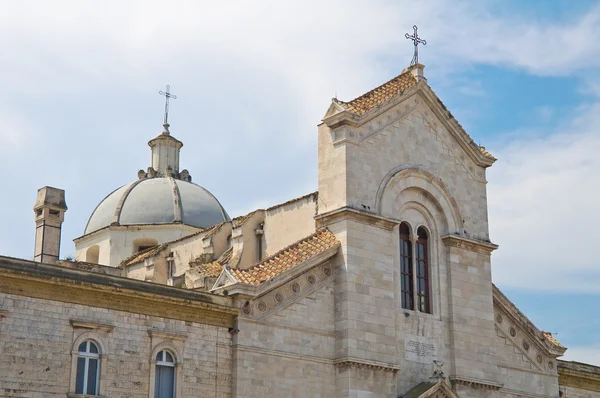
<box><xmin>159</xmin><ymin>85</ymin><xmax>177</xmax><ymax>126</ymax></box>
<box><xmin>405</xmin><ymin>25</ymin><xmax>427</xmax><ymax>65</ymax></box>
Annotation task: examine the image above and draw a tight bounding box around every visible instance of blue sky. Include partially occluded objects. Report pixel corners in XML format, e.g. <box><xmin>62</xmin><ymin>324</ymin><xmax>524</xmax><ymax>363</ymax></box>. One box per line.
<box><xmin>0</xmin><ymin>0</ymin><xmax>599</xmax><ymax>365</ymax></box>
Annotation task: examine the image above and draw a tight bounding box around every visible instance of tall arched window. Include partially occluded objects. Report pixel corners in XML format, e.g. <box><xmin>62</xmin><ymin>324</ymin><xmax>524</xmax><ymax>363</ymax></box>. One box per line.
<box><xmin>75</xmin><ymin>340</ymin><xmax>100</xmax><ymax>395</ymax></box>
<box><xmin>155</xmin><ymin>350</ymin><xmax>176</xmax><ymax>398</ymax></box>
<box><xmin>399</xmin><ymin>223</ymin><xmax>414</xmax><ymax>310</ymax></box>
<box><xmin>416</xmin><ymin>227</ymin><xmax>430</xmax><ymax>313</ymax></box>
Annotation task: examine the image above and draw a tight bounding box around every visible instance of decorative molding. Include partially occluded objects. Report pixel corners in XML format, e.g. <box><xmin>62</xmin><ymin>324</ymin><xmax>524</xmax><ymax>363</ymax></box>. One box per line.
<box><xmin>558</xmin><ymin>361</ymin><xmax>600</xmax><ymax>393</ymax></box>
<box><xmin>441</xmin><ymin>234</ymin><xmax>498</xmax><ymax>253</ymax></box>
<box><xmin>234</xmin><ymin>344</ymin><xmax>333</xmax><ymax>365</ymax></box>
<box><xmin>70</xmin><ymin>319</ymin><xmax>114</xmax><ymax>333</ymax></box>
<box><xmin>147</xmin><ymin>329</ymin><xmax>187</xmax><ymax>341</ymax></box>
<box><xmin>315</xmin><ymin>207</ymin><xmax>398</xmax><ymax>230</ymax></box>
<box><xmin>334</xmin><ymin>357</ymin><xmax>400</xmax><ymax>373</ymax></box>
<box><xmin>449</xmin><ymin>375</ymin><xmax>503</xmax><ymax>390</ymax></box>
<box><xmin>252</xmin><ymin>263</ymin><xmax>335</xmax><ymax>322</ymax></box>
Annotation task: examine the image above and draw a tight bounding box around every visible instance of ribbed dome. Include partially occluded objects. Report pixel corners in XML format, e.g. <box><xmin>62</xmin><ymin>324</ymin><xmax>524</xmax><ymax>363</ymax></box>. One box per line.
<box><xmin>84</xmin><ymin>177</ymin><xmax>230</xmax><ymax>234</ymax></box>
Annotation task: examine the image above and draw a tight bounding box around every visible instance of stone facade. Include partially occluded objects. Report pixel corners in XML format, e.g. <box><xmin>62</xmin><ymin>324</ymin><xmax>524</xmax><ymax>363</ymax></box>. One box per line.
<box><xmin>1</xmin><ymin>63</ymin><xmax>599</xmax><ymax>398</ymax></box>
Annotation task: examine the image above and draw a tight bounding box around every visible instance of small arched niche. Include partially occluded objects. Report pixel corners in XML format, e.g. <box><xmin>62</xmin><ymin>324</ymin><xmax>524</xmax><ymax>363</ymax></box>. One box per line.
<box><xmin>85</xmin><ymin>245</ymin><xmax>100</xmax><ymax>264</ymax></box>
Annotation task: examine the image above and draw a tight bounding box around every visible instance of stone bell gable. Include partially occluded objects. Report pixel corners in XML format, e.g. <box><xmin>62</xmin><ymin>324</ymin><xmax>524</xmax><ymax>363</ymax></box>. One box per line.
<box><xmin>316</xmin><ymin>64</ymin><xmax>506</xmax><ymax>396</ymax></box>
<box><xmin>318</xmin><ymin>63</ymin><xmax>495</xmax><ymax>241</ymax></box>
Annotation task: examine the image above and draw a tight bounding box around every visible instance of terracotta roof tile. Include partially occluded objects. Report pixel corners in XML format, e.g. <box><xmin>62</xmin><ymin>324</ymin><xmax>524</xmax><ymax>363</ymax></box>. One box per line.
<box><xmin>191</xmin><ymin>261</ymin><xmax>223</xmax><ymax>278</ymax></box>
<box><xmin>542</xmin><ymin>331</ymin><xmax>564</xmax><ymax>349</ymax></box>
<box><xmin>336</xmin><ymin>71</ymin><xmax>417</xmax><ymax>115</ymax></box>
<box><xmin>229</xmin><ymin>227</ymin><xmax>338</xmax><ymax>285</ymax></box>
<box><xmin>119</xmin><ymin>243</ymin><xmax>169</xmax><ymax>268</ymax></box>
<box><xmin>232</xmin><ymin>211</ymin><xmax>259</xmax><ymax>229</ymax></box>
<box><xmin>189</xmin><ymin>248</ymin><xmax>233</xmax><ymax>279</ymax></box>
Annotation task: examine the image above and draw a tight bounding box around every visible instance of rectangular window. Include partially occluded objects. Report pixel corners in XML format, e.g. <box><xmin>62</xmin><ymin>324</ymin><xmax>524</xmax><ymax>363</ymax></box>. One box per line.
<box><xmin>400</xmin><ymin>238</ymin><xmax>413</xmax><ymax>310</ymax></box>
<box><xmin>416</xmin><ymin>241</ymin><xmax>429</xmax><ymax>313</ymax></box>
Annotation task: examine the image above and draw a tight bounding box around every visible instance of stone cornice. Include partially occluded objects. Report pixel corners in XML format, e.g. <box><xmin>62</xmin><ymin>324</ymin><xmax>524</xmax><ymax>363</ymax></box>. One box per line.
<box><xmin>148</xmin><ymin>329</ymin><xmax>188</xmax><ymax>341</ymax></box>
<box><xmin>558</xmin><ymin>361</ymin><xmax>600</xmax><ymax>392</ymax></box>
<box><xmin>70</xmin><ymin>319</ymin><xmax>114</xmax><ymax>333</ymax></box>
<box><xmin>0</xmin><ymin>255</ymin><xmax>237</xmax><ymax>328</ymax></box>
<box><xmin>315</xmin><ymin>207</ymin><xmax>398</xmax><ymax>230</ymax></box>
<box><xmin>334</xmin><ymin>357</ymin><xmax>400</xmax><ymax>373</ymax></box>
<box><xmin>493</xmin><ymin>285</ymin><xmax>566</xmax><ymax>357</ymax></box>
<box><xmin>449</xmin><ymin>375</ymin><xmax>503</xmax><ymax>390</ymax></box>
<box><xmin>441</xmin><ymin>234</ymin><xmax>498</xmax><ymax>253</ymax></box>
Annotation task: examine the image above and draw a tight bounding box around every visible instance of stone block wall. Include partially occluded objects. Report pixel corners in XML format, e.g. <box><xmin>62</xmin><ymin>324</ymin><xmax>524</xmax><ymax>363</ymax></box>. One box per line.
<box><xmin>0</xmin><ymin>292</ymin><xmax>232</xmax><ymax>398</ymax></box>
<box><xmin>232</xmin><ymin>283</ymin><xmax>336</xmax><ymax>397</ymax></box>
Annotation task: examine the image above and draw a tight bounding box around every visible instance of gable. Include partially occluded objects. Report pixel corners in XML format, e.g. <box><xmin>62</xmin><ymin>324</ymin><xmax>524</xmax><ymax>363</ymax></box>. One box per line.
<box><xmin>493</xmin><ymin>285</ymin><xmax>566</xmax><ymax>375</ymax></box>
<box><xmin>322</xmin><ymin>67</ymin><xmax>495</xmax><ymax>168</ymax></box>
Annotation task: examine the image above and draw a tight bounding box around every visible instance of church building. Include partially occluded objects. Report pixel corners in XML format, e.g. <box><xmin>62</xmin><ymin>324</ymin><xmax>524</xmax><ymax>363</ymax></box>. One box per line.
<box><xmin>0</xmin><ymin>56</ymin><xmax>598</xmax><ymax>398</ymax></box>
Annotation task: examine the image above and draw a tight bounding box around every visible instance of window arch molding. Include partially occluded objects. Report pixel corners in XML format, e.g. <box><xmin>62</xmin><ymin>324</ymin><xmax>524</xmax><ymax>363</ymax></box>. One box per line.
<box><xmin>377</xmin><ymin>167</ymin><xmax>462</xmax><ymax>235</ymax></box>
<box><xmin>69</xmin><ymin>332</ymin><xmax>108</xmax><ymax>396</ymax></box>
<box><xmin>148</xmin><ymin>342</ymin><xmax>184</xmax><ymax>398</ymax></box>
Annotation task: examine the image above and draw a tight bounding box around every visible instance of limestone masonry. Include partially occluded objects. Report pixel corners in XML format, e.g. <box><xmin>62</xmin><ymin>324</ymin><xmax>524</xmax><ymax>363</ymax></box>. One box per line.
<box><xmin>1</xmin><ymin>63</ymin><xmax>598</xmax><ymax>398</ymax></box>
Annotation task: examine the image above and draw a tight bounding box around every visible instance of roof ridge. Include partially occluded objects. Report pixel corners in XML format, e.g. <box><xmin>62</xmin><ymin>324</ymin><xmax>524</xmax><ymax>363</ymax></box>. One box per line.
<box><xmin>336</xmin><ymin>70</ymin><xmax>417</xmax><ymax>115</ymax></box>
<box><xmin>238</xmin><ymin>227</ymin><xmax>329</xmax><ymax>274</ymax></box>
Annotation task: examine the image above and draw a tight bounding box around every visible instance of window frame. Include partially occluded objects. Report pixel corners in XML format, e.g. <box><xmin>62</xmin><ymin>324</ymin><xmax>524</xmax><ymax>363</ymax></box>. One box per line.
<box><xmin>415</xmin><ymin>227</ymin><xmax>431</xmax><ymax>314</ymax></box>
<box><xmin>397</xmin><ymin>222</ymin><xmax>433</xmax><ymax>315</ymax></box>
<box><xmin>399</xmin><ymin>223</ymin><xmax>414</xmax><ymax>310</ymax></box>
<box><xmin>154</xmin><ymin>350</ymin><xmax>176</xmax><ymax>398</ymax></box>
<box><xmin>148</xmin><ymin>341</ymin><xmax>184</xmax><ymax>398</ymax></box>
<box><xmin>69</xmin><ymin>333</ymin><xmax>108</xmax><ymax>397</ymax></box>
<box><xmin>75</xmin><ymin>340</ymin><xmax>100</xmax><ymax>395</ymax></box>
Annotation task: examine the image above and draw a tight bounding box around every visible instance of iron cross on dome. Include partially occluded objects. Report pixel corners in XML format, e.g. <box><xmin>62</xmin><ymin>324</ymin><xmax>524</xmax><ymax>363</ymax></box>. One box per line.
<box><xmin>405</xmin><ymin>25</ymin><xmax>427</xmax><ymax>65</ymax></box>
<box><xmin>159</xmin><ymin>85</ymin><xmax>177</xmax><ymax>126</ymax></box>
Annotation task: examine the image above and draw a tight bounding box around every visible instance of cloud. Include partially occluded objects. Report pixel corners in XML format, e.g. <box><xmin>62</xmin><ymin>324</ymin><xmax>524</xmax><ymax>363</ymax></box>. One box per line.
<box><xmin>488</xmin><ymin>102</ymin><xmax>600</xmax><ymax>292</ymax></box>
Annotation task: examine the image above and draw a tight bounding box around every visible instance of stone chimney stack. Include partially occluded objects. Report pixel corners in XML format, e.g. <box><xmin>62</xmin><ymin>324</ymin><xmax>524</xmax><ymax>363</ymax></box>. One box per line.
<box><xmin>33</xmin><ymin>186</ymin><xmax>67</xmax><ymax>264</ymax></box>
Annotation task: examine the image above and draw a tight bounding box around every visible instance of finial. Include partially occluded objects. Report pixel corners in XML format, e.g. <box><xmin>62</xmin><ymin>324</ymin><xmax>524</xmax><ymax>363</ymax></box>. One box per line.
<box><xmin>158</xmin><ymin>85</ymin><xmax>177</xmax><ymax>127</ymax></box>
<box><xmin>405</xmin><ymin>25</ymin><xmax>427</xmax><ymax>65</ymax></box>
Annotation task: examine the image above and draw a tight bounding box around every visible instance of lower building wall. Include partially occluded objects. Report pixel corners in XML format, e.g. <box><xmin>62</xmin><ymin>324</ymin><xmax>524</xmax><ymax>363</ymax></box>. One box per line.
<box><xmin>0</xmin><ymin>292</ymin><xmax>232</xmax><ymax>398</ymax></box>
<box><xmin>233</xmin><ymin>348</ymin><xmax>335</xmax><ymax>398</ymax></box>
<box><xmin>560</xmin><ymin>385</ymin><xmax>600</xmax><ymax>398</ymax></box>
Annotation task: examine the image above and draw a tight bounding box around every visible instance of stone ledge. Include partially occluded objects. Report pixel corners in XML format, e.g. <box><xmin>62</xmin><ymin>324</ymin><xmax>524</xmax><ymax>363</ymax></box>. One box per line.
<box><xmin>441</xmin><ymin>234</ymin><xmax>498</xmax><ymax>253</ymax></box>
<box><xmin>334</xmin><ymin>357</ymin><xmax>400</xmax><ymax>373</ymax></box>
<box><xmin>449</xmin><ymin>375</ymin><xmax>503</xmax><ymax>390</ymax></box>
<box><xmin>70</xmin><ymin>319</ymin><xmax>114</xmax><ymax>332</ymax></box>
<box><xmin>147</xmin><ymin>329</ymin><xmax>187</xmax><ymax>341</ymax></box>
<box><xmin>315</xmin><ymin>207</ymin><xmax>398</xmax><ymax>230</ymax></box>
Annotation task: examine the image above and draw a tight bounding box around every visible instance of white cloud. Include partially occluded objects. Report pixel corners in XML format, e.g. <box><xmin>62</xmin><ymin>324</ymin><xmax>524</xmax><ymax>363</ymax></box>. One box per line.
<box><xmin>488</xmin><ymin>103</ymin><xmax>600</xmax><ymax>292</ymax></box>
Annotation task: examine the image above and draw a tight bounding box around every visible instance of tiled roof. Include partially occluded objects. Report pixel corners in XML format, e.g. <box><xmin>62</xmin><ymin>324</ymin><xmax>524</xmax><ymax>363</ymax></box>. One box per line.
<box><xmin>232</xmin><ymin>211</ymin><xmax>259</xmax><ymax>229</ymax></box>
<box><xmin>229</xmin><ymin>228</ymin><xmax>338</xmax><ymax>285</ymax></box>
<box><xmin>119</xmin><ymin>243</ymin><xmax>169</xmax><ymax>268</ymax></box>
<box><xmin>217</xmin><ymin>247</ymin><xmax>233</xmax><ymax>264</ymax></box>
<box><xmin>189</xmin><ymin>248</ymin><xmax>233</xmax><ymax>279</ymax></box>
<box><xmin>542</xmin><ymin>331</ymin><xmax>564</xmax><ymax>349</ymax></box>
<box><xmin>203</xmin><ymin>221</ymin><xmax>226</xmax><ymax>239</ymax></box>
<box><xmin>265</xmin><ymin>191</ymin><xmax>318</xmax><ymax>212</ymax></box>
<box><xmin>335</xmin><ymin>71</ymin><xmax>417</xmax><ymax>115</ymax></box>
<box><xmin>192</xmin><ymin>261</ymin><xmax>223</xmax><ymax>278</ymax></box>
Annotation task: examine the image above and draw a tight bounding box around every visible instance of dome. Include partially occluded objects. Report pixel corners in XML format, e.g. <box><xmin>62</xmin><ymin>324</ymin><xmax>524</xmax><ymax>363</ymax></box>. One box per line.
<box><xmin>84</xmin><ymin>177</ymin><xmax>230</xmax><ymax>234</ymax></box>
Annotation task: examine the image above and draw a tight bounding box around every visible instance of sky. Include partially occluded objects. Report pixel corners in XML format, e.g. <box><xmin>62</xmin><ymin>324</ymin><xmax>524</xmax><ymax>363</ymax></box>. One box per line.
<box><xmin>0</xmin><ymin>0</ymin><xmax>598</xmax><ymax>366</ymax></box>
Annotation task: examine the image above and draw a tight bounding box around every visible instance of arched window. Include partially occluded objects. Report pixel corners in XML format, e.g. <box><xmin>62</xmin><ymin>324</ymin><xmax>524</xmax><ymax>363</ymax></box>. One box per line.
<box><xmin>75</xmin><ymin>340</ymin><xmax>100</xmax><ymax>395</ymax></box>
<box><xmin>416</xmin><ymin>227</ymin><xmax>430</xmax><ymax>313</ymax></box>
<box><xmin>155</xmin><ymin>350</ymin><xmax>176</xmax><ymax>398</ymax></box>
<box><xmin>399</xmin><ymin>223</ymin><xmax>413</xmax><ymax>310</ymax></box>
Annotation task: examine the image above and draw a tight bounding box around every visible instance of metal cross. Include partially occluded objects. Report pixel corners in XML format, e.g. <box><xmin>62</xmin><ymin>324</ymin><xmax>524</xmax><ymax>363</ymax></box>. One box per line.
<box><xmin>405</xmin><ymin>25</ymin><xmax>427</xmax><ymax>65</ymax></box>
<box><xmin>158</xmin><ymin>85</ymin><xmax>177</xmax><ymax>125</ymax></box>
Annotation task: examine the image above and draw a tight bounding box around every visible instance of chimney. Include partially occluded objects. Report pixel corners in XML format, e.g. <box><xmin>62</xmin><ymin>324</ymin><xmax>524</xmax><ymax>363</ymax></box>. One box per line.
<box><xmin>33</xmin><ymin>186</ymin><xmax>67</xmax><ymax>264</ymax></box>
